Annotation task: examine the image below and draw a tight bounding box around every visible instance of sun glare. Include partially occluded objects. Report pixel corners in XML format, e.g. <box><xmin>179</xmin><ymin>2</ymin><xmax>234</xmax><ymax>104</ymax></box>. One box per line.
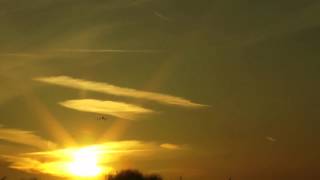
<box><xmin>4</xmin><ymin>142</ymin><xmax>146</xmax><ymax>178</ymax></box>
<box><xmin>67</xmin><ymin>147</ymin><xmax>103</xmax><ymax>178</ymax></box>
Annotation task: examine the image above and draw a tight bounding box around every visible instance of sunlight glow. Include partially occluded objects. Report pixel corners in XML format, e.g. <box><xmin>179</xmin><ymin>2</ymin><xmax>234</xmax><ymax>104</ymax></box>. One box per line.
<box><xmin>3</xmin><ymin>141</ymin><xmax>159</xmax><ymax>178</ymax></box>
<box><xmin>67</xmin><ymin>147</ymin><xmax>103</xmax><ymax>177</ymax></box>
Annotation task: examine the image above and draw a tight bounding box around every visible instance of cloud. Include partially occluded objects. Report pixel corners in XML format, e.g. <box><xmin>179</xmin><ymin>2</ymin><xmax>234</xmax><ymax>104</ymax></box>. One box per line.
<box><xmin>60</xmin><ymin>99</ymin><xmax>154</xmax><ymax>119</ymax></box>
<box><xmin>160</xmin><ymin>143</ymin><xmax>181</xmax><ymax>150</ymax></box>
<box><xmin>0</xmin><ymin>125</ymin><xmax>57</xmax><ymax>150</ymax></box>
<box><xmin>27</xmin><ymin>140</ymin><xmax>155</xmax><ymax>157</ymax></box>
<box><xmin>34</xmin><ymin>76</ymin><xmax>207</xmax><ymax>108</ymax></box>
<box><xmin>54</xmin><ymin>48</ymin><xmax>161</xmax><ymax>53</ymax></box>
<box><xmin>266</xmin><ymin>136</ymin><xmax>277</xmax><ymax>142</ymax></box>
<box><xmin>1</xmin><ymin>140</ymin><xmax>181</xmax><ymax>178</ymax></box>
<box><xmin>0</xmin><ymin>53</ymin><xmax>41</xmax><ymax>57</ymax></box>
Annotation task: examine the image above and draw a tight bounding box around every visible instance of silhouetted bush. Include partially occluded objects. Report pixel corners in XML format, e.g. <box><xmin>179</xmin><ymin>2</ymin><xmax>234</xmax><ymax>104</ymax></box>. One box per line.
<box><xmin>107</xmin><ymin>169</ymin><xmax>162</xmax><ymax>180</ymax></box>
<box><xmin>145</xmin><ymin>174</ymin><xmax>162</xmax><ymax>180</ymax></box>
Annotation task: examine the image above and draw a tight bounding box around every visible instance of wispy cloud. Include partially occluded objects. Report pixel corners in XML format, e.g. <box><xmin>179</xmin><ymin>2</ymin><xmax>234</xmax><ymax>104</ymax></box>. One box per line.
<box><xmin>34</xmin><ymin>76</ymin><xmax>207</xmax><ymax>108</ymax></box>
<box><xmin>0</xmin><ymin>53</ymin><xmax>41</xmax><ymax>57</ymax></box>
<box><xmin>0</xmin><ymin>125</ymin><xmax>57</xmax><ymax>150</ymax></box>
<box><xmin>160</xmin><ymin>143</ymin><xmax>181</xmax><ymax>150</ymax></box>
<box><xmin>54</xmin><ymin>48</ymin><xmax>161</xmax><ymax>53</ymax></box>
<box><xmin>60</xmin><ymin>99</ymin><xmax>154</xmax><ymax>119</ymax></box>
<box><xmin>0</xmin><ymin>48</ymin><xmax>161</xmax><ymax>58</ymax></box>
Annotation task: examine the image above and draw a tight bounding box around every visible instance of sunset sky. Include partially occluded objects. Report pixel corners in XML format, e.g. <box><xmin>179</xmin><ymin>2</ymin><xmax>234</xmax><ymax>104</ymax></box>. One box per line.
<box><xmin>0</xmin><ymin>0</ymin><xmax>320</xmax><ymax>180</ymax></box>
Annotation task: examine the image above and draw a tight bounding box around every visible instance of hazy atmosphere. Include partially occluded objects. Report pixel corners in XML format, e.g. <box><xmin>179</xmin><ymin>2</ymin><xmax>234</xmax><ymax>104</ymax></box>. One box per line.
<box><xmin>0</xmin><ymin>0</ymin><xmax>319</xmax><ymax>179</ymax></box>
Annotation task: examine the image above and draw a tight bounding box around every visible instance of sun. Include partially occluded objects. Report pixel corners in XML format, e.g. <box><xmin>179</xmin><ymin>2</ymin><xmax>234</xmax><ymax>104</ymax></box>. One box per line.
<box><xmin>67</xmin><ymin>147</ymin><xmax>103</xmax><ymax>178</ymax></box>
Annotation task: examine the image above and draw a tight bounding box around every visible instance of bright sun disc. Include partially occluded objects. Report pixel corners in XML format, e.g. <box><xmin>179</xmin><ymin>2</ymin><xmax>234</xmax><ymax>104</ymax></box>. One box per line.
<box><xmin>67</xmin><ymin>147</ymin><xmax>103</xmax><ymax>177</ymax></box>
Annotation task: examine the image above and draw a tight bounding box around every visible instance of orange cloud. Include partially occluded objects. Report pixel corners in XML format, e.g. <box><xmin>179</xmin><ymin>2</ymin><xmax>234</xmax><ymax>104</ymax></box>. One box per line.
<box><xmin>160</xmin><ymin>143</ymin><xmax>181</xmax><ymax>150</ymax></box>
<box><xmin>59</xmin><ymin>99</ymin><xmax>154</xmax><ymax>119</ymax></box>
<box><xmin>0</xmin><ymin>125</ymin><xmax>57</xmax><ymax>150</ymax></box>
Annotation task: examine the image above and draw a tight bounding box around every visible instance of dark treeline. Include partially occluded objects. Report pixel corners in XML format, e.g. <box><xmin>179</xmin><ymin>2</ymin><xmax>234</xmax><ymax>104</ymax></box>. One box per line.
<box><xmin>0</xmin><ymin>177</ymin><xmax>37</xmax><ymax>180</ymax></box>
<box><xmin>107</xmin><ymin>169</ymin><xmax>163</xmax><ymax>180</ymax></box>
<box><xmin>1</xmin><ymin>169</ymin><xmax>163</xmax><ymax>180</ymax></box>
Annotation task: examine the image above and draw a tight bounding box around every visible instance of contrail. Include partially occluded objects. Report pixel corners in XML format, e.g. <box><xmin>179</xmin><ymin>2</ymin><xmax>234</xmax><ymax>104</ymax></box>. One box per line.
<box><xmin>153</xmin><ymin>11</ymin><xmax>171</xmax><ymax>21</ymax></box>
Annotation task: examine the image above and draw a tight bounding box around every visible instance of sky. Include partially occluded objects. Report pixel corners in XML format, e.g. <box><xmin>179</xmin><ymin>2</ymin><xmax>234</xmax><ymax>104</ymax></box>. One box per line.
<box><xmin>0</xmin><ymin>0</ymin><xmax>320</xmax><ymax>179</ymax></box>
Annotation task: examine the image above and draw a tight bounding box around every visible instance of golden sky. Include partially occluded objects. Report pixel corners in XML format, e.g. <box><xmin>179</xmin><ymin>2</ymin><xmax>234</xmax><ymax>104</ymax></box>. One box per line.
<box><xmin>0</xmin><ymin>0</ymin><xmax>320</xmax><ymax>180</ymax></box>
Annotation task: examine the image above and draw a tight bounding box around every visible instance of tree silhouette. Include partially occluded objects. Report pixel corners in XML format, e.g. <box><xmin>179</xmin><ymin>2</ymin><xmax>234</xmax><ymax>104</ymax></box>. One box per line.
<box><xmin>145</xmin><ymin>174</ymin><xmax>162</xmax><ymax>180</ymax></box>
<box><xmin>107</xmin><ymin>170</ymin><xmax>162</xmax><ymax>180</ymax></box>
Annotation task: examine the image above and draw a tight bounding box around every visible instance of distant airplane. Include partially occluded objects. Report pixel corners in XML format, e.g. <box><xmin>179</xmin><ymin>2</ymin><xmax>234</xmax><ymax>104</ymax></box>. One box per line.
<box><xmin>97</xmin><ymin>115</ymin><xmax>108</xmax><ymax>121</ymax></box>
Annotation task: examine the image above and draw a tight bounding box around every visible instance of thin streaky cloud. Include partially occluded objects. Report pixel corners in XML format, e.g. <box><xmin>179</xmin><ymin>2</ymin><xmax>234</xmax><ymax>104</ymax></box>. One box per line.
<box><xmin>0</xmin><ymin>53</ymin><xmax>41</xmax><ymax>57</ymax></box>
<box><xmin>54</xmin><ymin>48</ymin><xmax>162</xmax><ymax>53</ymax></box>
<box><xmin>160</xmin><ymin>143</ymin><xmax>181</xmax><ymax>150</ymax></box>
<box><xmin>26</xmin><ymin>140</ymin><xmax>155</xmax><ymax>157</ymax></box>
<box><xmin>34</xmin><ymin>76</ymin><xmax>207</xmax><ymax>108</ymax></box>
<box><xmin>0</xmin><ymin>48</ymin><xmax>161</xmax><ymax>58</ymax></box>
<box><xmin>0</xmin><ymin>125</ymin><xmax>57</xmax><ymax>150</ymax></box>
<box><xmin>60</xmin><ymin>99</ymin><xmax>154</xmax><ymax>119</ymax></box>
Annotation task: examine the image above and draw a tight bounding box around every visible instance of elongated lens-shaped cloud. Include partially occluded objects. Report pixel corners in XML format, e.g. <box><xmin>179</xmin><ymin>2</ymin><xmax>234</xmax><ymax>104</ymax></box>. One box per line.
<box><xmin>34</xmin><ymin>76</ymin><xmax>206</xmax><ymax>107</ymax></box>
<box><xmin>0</xmin><ymin>125</ymin><xmax>56</xmax><ymax>149</ymax></box>
<box><xmin>60</xmin><ymin>99</ymin><xmax>154</xmax><ymax>119</ymax></box>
